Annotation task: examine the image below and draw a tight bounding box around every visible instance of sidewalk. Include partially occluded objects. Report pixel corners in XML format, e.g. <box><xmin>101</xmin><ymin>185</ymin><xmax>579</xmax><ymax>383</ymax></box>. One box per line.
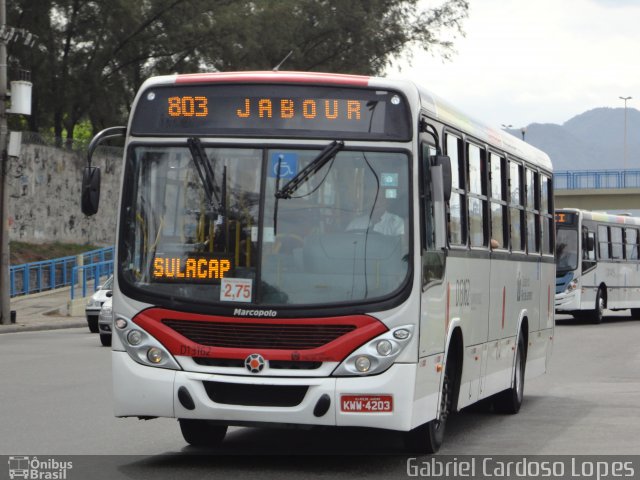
<box><xmin>0</xmin><ymin>287</ymin><xmax>88</xmax><ymax>334</ymax></box>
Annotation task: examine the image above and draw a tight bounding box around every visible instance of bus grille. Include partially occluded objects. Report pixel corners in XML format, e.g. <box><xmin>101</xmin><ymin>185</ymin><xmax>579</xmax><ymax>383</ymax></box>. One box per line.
<box><xmin>203</xmin><ymin>381</ymin><xmax>308</xmax><ymax>407</ymax></box>
<box><xmin>193</xmin><ymin>357</ymin><xmax>322</xmax><ymax>370</ymax></box>
<box><xmin>162</xmin><ymin>319</ymin><xmax>356</xmax><ymax>350</ymax></box>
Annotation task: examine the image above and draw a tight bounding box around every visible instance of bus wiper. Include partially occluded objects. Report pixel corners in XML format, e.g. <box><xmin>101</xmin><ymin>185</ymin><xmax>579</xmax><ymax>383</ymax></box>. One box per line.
<box><xmin>187</xmin><ymin>137</ymin><xmax>223</xmax><ymax>216</ymax></box>
<box><xmin>275</xmin><ymin>140</ymin><xmax>344</xmax><ymax>199</ymax></box>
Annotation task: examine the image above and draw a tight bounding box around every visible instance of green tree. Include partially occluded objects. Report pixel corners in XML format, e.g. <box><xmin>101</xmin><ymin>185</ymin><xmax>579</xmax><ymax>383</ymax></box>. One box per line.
<box><xmin>8</xmin><ymin>0</ymin><xmax>468</xmax><ymax>141</ymax></box>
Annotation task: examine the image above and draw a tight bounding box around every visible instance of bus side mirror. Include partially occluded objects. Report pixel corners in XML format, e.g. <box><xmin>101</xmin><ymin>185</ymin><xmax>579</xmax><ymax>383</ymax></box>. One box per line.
<box><xmin>586</xmin><ymin>237</ymin><xmax>595</xmax><ymax>251</ymax></box>
<box><xmin>80</xmin><ymin>126</ymin><xmax>126</xmax><ymax>216</ymax></box>
<box><xmin>81</xmin><ymin>166</ymin><xmax>101</xmax><ymax>216</ymax></box>
<box><xmin>431</xmin><ymin>155</ymin><xmax>452</xmax><ymax>202</ymax></box>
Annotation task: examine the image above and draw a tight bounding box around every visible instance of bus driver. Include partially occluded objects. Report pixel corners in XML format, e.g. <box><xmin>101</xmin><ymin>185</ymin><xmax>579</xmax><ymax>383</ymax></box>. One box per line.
<box><xmin>347</xmin><ymin>192</ymin><xmax>405</xmax><ymax>236</ymax></box>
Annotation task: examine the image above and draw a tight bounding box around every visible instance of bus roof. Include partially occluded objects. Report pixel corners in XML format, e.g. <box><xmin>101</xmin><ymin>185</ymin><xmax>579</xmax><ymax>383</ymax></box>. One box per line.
<box><xmin>138</xmin><ymin>71</ymin><xmax>552</xmax><ymax>171</ymax></box>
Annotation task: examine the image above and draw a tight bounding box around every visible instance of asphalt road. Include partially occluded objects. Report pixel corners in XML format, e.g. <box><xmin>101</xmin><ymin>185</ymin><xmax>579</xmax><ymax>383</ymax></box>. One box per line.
<box><xmin>1</xmin><ymin>312</ymin><xmax>639</xmax><ymax>478</ymax></box>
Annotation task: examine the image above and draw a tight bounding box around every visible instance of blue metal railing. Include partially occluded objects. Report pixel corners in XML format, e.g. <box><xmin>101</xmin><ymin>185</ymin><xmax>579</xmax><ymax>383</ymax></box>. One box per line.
<box><xmin>70</xmin><ymin>260</ymin><xmax>114</xmax><ymax>300</ymax></box>
<box><xmin>555</xmin><ymin>169</ymin><xmax>640</xmax><ymax>190</ymax></box>
<box><xmin>9</xmin><ymin>246</ymin><xmax>114</xmax><ymax>297</ymax></box>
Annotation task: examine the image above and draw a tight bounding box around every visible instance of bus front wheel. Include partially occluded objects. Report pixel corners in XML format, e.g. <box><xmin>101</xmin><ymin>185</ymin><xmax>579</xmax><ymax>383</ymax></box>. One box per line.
<box><xmin>179</xmin><ymin>419</ymin><xmax>227</xmax><ymax>447</ymax></box>
<box><xmin>591</xmin><ymin>288</ymin><xmax>605</xmax><ymax>324</ymax></box>
<box><xmin>404</xmin><ymin>358</ymin><xmax>455</xmax><ymax>453</ymax></box>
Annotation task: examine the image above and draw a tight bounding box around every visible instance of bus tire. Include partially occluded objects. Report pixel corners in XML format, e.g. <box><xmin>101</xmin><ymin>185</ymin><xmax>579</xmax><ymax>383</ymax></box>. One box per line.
<box><xmin>493</xmin><ymin>334</ymin><xmax>526</xmax><ymax>414</ymax></box>
<box><xmin>179</xmin><ymin>419</ymin><xmax>227</xmax><ymax>447</ymax></box>
<box><xmin>591</xmin><ymin>288</ymin><xmax>605</xmax><ymax>324</ymax></box>
<box><xmin>404</xmin><ymin>356</ymin><xmax>455</xmax><ymax>454</ymax></box>
<box><xmin>100</xmin><ymin>333</ymin><xmax>111</xmax><ymax>347</ymax></box>
<box><xmin>630</xmin><ymin>308</ymin><xmax>640</xmax><ymax>319</ymax></box>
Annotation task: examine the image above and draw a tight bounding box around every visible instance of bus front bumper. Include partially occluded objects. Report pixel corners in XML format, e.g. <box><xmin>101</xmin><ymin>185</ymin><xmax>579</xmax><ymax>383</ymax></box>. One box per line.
<box><xmin>112</xmin><ymin>351</ymin><xmax>425</xmax><ymax>432</ymax></box>
<box><xmin>555</xmin><ymin>289</ymin><xmax>580</xmax><ymax>312</ymax></box>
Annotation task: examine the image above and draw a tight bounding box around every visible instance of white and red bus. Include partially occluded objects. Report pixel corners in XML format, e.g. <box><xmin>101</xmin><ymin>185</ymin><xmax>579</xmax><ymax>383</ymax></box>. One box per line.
<box><xmin>81</xmin><ymin>71</ymin><xmax>554</xmax><ymax>453</ymax></box>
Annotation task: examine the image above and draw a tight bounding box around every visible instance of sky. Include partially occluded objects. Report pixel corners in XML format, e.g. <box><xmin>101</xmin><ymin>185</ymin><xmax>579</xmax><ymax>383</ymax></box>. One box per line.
<box><xmin>388</xmin><ymin>0</ymin><xmax>640</xmax><ymax>129</ymax></box>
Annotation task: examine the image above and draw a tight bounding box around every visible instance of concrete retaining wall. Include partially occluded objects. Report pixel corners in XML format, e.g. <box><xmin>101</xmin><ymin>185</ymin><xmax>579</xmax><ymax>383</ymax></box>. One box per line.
<box><xmin>8</xmin><ymin>143</ymin><xmax>123</xmax><ymax>246</ymax></box>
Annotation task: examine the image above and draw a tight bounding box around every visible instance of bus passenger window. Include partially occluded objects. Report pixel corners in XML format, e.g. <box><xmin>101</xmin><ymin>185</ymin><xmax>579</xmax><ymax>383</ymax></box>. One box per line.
<box><xmin>598</xmin><ymin>225</ymin><xmax>610</xmax><ymax>259</ymax></box>
<box><xmin>489</xmin><ymin>153</ymin><xmax>507</xmax><ymax>249</ymax></box>
<box><xmin>626</xmin><ymin>228</ymin><xmax>639</xmax><ymax>260</ymax></box>
<box><xmin>611</xmin><ymin>227</ymin><xmax>623</xmax><ymax>259</ymax></box>
<box><xmin>446</xmin><ymin>134</ymin><xmax>466</xmax><ymax>245</ymax></box>
<box><xmin>509</xmin><ymin>161</ymin><xmax>524</xmax><ymax>251</ymax></box>
<box><xmin>467</xmin><ymin>143</ymin><xmax>487</xmax><ymax>247</ymax></box>
<box><xmin>541</xmin><ymin>174</ymin><xmax>554</xmax><ymax>254</ymax></box>
<box><xmin>525</xmin><ymin>169</ymin><xmax>539</xmax><ymax>254</ymax></box>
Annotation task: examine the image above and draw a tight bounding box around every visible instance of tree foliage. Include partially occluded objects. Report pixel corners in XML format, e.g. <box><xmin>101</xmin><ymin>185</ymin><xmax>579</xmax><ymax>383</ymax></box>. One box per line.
<box><xmin>7</xmin><ymin>0</ymin><xmax>468</xmax><ymax>141</ymax></box>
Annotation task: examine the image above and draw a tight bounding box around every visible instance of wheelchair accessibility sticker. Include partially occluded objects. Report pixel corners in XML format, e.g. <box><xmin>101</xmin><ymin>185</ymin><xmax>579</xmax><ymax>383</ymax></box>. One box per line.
<box><xmin>270</xmin><ymin>153</ymin><xmax>298</xmax><ymax>179</ymax></box>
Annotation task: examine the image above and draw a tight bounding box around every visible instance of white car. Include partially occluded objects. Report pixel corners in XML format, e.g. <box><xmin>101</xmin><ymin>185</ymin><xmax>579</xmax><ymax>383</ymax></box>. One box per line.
<box><xmin>98</xmin><ymin>297</ymin><xmax>113</xmax><ymax>347</ymax></box>
<box><xmin>85</xmin><ymin>275</ymin><xmax>113</xmax><ymax>333</ymax></box>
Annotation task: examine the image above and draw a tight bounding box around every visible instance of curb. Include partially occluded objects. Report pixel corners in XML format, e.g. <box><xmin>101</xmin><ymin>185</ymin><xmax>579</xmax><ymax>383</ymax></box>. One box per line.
<box><xmin>0</xmin><ymin>319</ymin><xmax>87</xmax><ymax>334</ymax></box>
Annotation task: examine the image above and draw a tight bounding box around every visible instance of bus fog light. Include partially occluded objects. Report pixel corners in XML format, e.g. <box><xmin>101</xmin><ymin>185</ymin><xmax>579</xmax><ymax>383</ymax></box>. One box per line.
<box><xmin>127</xmin><ymin>330</ymin><xmax>143</xmax><ymax>345</ymax></box>
<box><xmin>393</xmin><ymin>328</ymin><xmax>410</xmax><ymax>340</ymax></box>
<box><xmin>147</xmin><ymin>347</ymin><xmax>163</xmax><ymax>363</ymax></box>
<box><xmin>115</xmin><ymin>318</ymin><xmax>128</xmax><ymax>329</ymax></box>
<box><xmin>355</xmin><ymin>356</ymin><xmax>371</xmax><ymax>372</ymax></box>
<box><xmin>376</xmin><ymin>339</ymin><xmax>393</xmax><ymax>356</ymax></box>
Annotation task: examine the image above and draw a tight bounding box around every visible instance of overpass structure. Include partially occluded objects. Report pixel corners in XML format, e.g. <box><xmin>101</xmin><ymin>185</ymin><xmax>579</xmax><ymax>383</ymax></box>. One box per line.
<box><xmin>555</xmin><ymin>170</ymin><xmax>640</xmax><ymax>212</ymax></box>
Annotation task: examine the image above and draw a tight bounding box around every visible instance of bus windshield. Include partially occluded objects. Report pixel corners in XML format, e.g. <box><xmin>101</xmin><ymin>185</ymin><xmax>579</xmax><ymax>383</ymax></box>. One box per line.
<box><xmin>556</xmin><ymin>227</ymin><xmax>579</xmax><ymax>272</ymax></box>
<box><xmin>119</xmin><ymin>144</ymin><xmax>410</xmax><ymax>308</ymax></box>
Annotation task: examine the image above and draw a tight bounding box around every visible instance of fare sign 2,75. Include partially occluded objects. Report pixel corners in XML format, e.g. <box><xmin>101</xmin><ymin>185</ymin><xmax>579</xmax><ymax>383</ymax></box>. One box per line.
<box><xmin>341</xmin><ymin>395</ymin><xmax>393</xmax><ymax>413</ymax></box>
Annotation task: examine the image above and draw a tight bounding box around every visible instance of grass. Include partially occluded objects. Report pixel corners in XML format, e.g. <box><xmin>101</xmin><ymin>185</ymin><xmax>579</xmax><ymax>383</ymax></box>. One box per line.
<box><xmin>10</xmin><ymin>241</ymin><xmax>100</xmax><ymax>265</ymax></box>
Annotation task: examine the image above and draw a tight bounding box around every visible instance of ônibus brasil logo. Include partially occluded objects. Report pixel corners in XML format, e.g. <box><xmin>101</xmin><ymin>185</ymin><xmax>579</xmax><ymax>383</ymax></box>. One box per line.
<box><xmin>8</xmin><ymin>456</ymin><xmax>73</xmax><ymax>479</ymax></box>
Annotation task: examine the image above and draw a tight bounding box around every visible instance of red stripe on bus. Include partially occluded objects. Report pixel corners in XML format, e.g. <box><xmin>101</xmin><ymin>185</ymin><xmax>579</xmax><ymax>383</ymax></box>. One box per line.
<box><xmin>501</xmin><ymin>286</ymin><xmax>506</xmax><ymax>330</ymax></box>
<box><xmin>175</xmin><ymin>71</ymin><xmax>370</xmax><ymax>87</ymax></box>
<box><xmin>132</xmin><ymin>307</ymin><xmax>387</xmax><ymax>362</ymax></box>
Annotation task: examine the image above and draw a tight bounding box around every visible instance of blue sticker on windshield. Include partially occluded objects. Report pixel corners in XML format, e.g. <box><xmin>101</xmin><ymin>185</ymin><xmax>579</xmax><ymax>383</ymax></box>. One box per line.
<box><xmin>270</xmin><ymin>153</ymin><xmax>298</xmax><ymax>179</ymax></box>
<box><xmin>380</xmin><ymin>173</ymin><xmax>398</xmax><ymax>187</ymax></box>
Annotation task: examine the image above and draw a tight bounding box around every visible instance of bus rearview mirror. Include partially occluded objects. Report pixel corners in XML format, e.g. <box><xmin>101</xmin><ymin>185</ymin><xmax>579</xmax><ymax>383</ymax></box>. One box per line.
<box><xmin>431</xmin><ymin>155</ymin><xmax>452</xmax><ymax>202</ymax></box>
<box><xmin>586</xmin><ymin>237</ymin><xmax>595</xmax><ymax>251</ymax></box>
<box><xmin>81</xmin><ymin>166</ymin><xmax>101</xmax><ymax>216</ymax></box>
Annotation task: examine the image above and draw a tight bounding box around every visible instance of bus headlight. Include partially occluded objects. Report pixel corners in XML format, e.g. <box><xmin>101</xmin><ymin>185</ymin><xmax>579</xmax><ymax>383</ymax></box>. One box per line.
<box><xmin>355</xmin><ymin>356</ymin><xmax>372</xmax><ymax>372</ymax></box>
<box><xmin>147</xmin><ymin>347</ymin><xmax>164</xmax><ymax>363</ymax></box>
<box><xmin>114</xmin><ymin>316</ymin><xmax>181</xmax><ymax>371</ymax></box>
<box><xmin>332</xmin><ymin>325</ymin><xmax>414</xmax><ymax>376</ymax></box>
<box><xmin>566</xmin><ymin>279</ymin><xmax>578</xmax><ymax>293</ymax></box>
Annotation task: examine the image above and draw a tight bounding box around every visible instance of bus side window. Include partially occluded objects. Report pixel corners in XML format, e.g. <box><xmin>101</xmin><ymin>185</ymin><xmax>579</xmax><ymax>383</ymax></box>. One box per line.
<box><xmin>525</xmin><ymin>168</ymin><xmax>539</xmax><ymax>254</ymax></box>
<box><xmin>467</xmin><ymin>143</ymin><xmax>487</xmax><ymax>247</ymax></box>
<box><xmin>626</xmin><ymin>228</ymin><xmax>639</xmax><ymax>260</ymax></box>
<box><xmin>583</xmin><ymin>228</ymin><xmax>596</xmax><ymax>271</ymax></box>
<box><xmin>446</xmin><ymin>133</ymin><xmax>466</xmax><ymax>246</ymax></box>
<box><xmin>611</xmin><ymin>227</ymin><xmax>623</xmax><ymax>260</ymax></box>
<box><xmin>540</xmin><ymin>174</ymin><xmax>554</xmax><ymax>255</ymax></box>
<box><xmin>421</xmin><ymin>142</ymin><xmax>445</xmax><ymax>285</ymax></box>
<box><xmin>509</xmin><ymin>161</ymin><xmax>524</xmax><ymax>251</ymax></box>
<box><xmin>489</xmin><ymin>153</ymin><xmax>508</xmax><ymax>249</ymax></box>
<box><xmin>598</xmin><ymin>225</ymin><xmax>610</xmax><ymax>260</ymax></box>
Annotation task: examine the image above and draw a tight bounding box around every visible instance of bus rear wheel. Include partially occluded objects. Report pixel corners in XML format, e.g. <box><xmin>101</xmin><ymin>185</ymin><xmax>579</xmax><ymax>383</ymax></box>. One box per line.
<box><xmin>404</xmin><ymin>358</ymin><xmax>455</xmax><ymax>453</ymax></box>
<box><xmin>179</xmin><ymin>419</ymin><xmax>227</xmax><ymax>447</ymax></box>
<box><xmin>630</xmin><ymin>308</ymin><xmax>640</xmax><ymax>319</ymax></box>
<box><xmin>493</xmin><ymin>334</ymin><xmax>526</xmax><ymax>414</ymax></box>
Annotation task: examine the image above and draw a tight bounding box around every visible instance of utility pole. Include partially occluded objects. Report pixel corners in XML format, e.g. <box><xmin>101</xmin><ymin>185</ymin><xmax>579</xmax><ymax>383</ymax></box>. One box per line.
<box><xmin>0</xmin><ymin>0</ymin><xmax>9</xmax><ymax>325</ymax></box>
<box><xmin>619</xmin><ymin>96</ymin><xmax>632</xmax><ymax>172</ymax></box>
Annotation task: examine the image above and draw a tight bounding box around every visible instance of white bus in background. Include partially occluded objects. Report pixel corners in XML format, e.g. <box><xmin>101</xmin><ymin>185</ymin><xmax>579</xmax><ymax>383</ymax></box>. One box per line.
<box><xmin>555</xmin><ymin>208</ymin><xmax>640</xmax><ymax>323</ymax></box>
<box><xmin>81</xmin><ymin>71</ymin><xmax>555</xmax><ymax>453</ymax></box>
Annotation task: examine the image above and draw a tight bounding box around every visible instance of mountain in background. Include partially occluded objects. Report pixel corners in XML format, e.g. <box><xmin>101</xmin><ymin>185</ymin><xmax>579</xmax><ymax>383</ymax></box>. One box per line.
<box><xmin>505</xmin><ymin>107</ymin><xmax>640</xmax><ymax>171</ymax></box>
